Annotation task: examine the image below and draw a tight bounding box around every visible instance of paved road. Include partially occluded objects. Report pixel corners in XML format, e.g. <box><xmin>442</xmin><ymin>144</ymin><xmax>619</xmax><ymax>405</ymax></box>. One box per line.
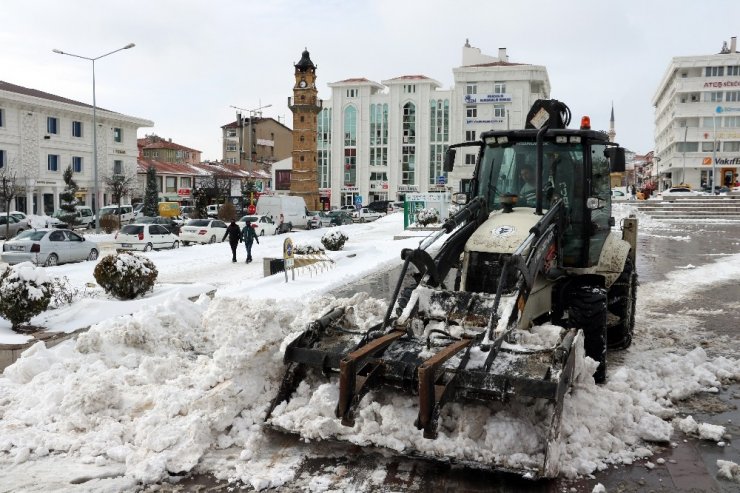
<box><xmin>154</xmin><ymin>222</ymin><xmax>740</xmax><ymax>492</ymax></box>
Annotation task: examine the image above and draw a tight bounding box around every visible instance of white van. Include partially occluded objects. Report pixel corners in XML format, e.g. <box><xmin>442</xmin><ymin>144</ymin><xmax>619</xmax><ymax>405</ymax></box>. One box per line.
<box><xmin>256</xmin><ymin>195</ymin><xmax>308</xmax><ymax>232</ymax></box>
<box><xmin>97</xmin><ymin>204</ymin><xmax>134</xmax><ymax>224</ymax></box>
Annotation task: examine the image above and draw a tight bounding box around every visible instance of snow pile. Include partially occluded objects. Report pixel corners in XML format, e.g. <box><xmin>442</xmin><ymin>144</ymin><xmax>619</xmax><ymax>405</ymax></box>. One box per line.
<box><xmin>717</xmin><ymin>460</ymin><xmax>740</xmax><ymax>482</ymax></box>
<box><xmin>673</xmin><ymin>415</ymin><xmax>726</xmax><ymax>441</ymax></box>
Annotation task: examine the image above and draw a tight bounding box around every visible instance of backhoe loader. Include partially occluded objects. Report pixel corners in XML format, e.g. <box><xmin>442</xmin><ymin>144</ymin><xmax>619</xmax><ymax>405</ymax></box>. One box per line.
<box><xmin>266</xmin><ymin>100</ymin><xmax>638</xmax><ymax>478</ymax></box>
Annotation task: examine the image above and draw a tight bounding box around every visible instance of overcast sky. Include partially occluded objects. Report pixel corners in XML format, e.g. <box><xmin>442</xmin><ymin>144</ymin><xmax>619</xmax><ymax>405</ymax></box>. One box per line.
<box><xmin>4</xmin><ymin>0</ymin><xmax>740</xmax><ymax>160</ymax></box>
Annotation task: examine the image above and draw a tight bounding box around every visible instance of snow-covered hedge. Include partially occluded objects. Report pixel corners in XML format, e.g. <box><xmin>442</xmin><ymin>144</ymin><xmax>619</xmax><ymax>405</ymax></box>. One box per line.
<box><xmin>416</xmin><ymin>207</ymin><xmax>439</xmax><ymax>226</ymax></box>
<box><xmin>93</xmin><ymin>252</ymin><xmax>158</xmax><ymax>300</ymax></box>
<box><xmin>0</xmin><ymin>263</ymin><xmax>53</xmax><ymax>330</ymax></box>
<box><xmin>293</xmin><ymin>243</ymin><xmax>325</xmax><ymax>255</ymax></box>
<box><xmin>321</xmin><ymin>230</ymin><xmax>348</xmax><ymax>251</ymax></box>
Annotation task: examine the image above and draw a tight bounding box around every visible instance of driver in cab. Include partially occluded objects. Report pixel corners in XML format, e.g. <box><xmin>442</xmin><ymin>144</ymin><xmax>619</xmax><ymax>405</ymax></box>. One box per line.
<box><xmin>519</xmin><ymin>165</ymin><xmax>537</xmax><ymax>206</ymax></box>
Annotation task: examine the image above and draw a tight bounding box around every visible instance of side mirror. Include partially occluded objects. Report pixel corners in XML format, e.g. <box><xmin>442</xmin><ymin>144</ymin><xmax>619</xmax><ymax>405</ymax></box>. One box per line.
<box><xmin>444</xmin><ymin>148</ymin><xmax>456</xmax><ymax>172</ymax></box>
<box><xmin>607</xmin><ymin>147</ymin><xmax>626</xmax><ymax>172</ymax></box>
<box><xmin>452</xmin><ymin>192</ymin><xmax>468</xmax><ymax>205</ymax></box>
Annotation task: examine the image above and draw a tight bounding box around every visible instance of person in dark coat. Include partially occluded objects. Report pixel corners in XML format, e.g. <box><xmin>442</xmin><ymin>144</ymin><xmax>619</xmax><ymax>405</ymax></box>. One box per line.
<box><xmin>223</xmin><ymin>219</ymin><xmax>242</xmax><ymax>262</ymax></box>
<box><xmin>241</xmin><ymin>220</ymin><xmax>260</xmax><ymax>263</ymax></box>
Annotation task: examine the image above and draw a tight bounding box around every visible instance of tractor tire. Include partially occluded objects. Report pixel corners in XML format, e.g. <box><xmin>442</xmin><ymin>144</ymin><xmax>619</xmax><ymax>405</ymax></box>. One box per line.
<box><xmin>607</xmin><ymin>256</ymin><xmax>637</xmax><ymax>350</ymax></box>
<box><xmin>569</xmin><ymin>282</ymin><xmax>608</xmax><ymax>384</ymax></box>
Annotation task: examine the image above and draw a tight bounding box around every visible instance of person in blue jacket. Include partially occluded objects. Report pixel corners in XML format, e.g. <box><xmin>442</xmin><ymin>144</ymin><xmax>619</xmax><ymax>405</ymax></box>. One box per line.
<box><xmin>242</xmin><ymin>220</ymin><xmax>260</xmax><ymax>263</ymax></box>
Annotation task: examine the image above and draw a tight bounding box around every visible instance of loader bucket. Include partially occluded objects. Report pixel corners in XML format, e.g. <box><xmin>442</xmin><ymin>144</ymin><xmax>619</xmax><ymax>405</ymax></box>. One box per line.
<box><xmin>266</xmin><ymin>296</ymin><xmax>581</xmax><ymax>478</ymax></box>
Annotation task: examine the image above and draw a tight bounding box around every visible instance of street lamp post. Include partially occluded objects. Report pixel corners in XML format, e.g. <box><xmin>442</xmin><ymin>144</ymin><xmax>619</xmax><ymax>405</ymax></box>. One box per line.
<box><xmin>712</xmin><ymin>114</ymin><xmax>718</xmax><ymax>193</ymax></box>
<box><xmin>682</xmin><ymin>125</ymin><xmax>688</xmax><ymax>186</ymax></box>
<box><xmin>53</xmin><ymin>43</ymin><xmax>135</xmax><ymax>231</ymax></box>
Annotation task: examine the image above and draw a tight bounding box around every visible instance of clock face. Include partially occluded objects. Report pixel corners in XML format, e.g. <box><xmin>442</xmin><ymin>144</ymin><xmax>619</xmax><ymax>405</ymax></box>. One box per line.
<box><xmin>299</xmin><ymin>80</ymin><xmax>307</xmax><ymax>88</ymax></box>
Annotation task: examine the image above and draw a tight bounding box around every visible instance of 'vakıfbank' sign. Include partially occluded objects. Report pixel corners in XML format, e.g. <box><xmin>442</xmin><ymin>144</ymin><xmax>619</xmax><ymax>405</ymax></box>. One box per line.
<box><xmin>703</xmin><ymin>156</ymin><xmax>740</xmax><ymax>165</ymax></box>
<box><xmin>464</xmin><ymin>93</ymin><xmax>512</xmax><ymax>104</ymax></box>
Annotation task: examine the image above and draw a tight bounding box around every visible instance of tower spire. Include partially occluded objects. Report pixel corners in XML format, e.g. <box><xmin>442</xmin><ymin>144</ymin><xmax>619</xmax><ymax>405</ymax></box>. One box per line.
<box><xmin>608</xmin><ymin>101</ymin><xmax>616</xmax><ymax>142</ymax></box>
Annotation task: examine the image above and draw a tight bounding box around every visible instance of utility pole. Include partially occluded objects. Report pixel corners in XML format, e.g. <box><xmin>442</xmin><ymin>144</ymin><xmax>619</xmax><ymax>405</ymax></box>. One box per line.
<box><xmin>682</xmin><ymin>125</ymin><xmax>688</xmax><ymax>186</ymax></box>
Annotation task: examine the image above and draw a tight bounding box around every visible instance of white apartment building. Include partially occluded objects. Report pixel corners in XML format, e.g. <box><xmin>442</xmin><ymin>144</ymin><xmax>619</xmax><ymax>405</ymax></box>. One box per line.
<box><xmin>317</xmin><ymin>42</ymin><xmax>550</xmax><ymax>208</ymax></box>
<box><xmin>653</xmin><ymin>36</ymin><xmax>740</xmax><ymax>191</ymax></box>
<box><xmin>0</xmin><ymin>81</ymin><xmax>153</xmax><ymax>215</ymax></box>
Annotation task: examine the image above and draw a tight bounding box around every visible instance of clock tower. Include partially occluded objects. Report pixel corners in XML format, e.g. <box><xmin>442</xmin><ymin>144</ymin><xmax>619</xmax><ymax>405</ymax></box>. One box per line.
<box><xmin>289</xmin><ymin>48</ymin><xmax>322</xmax><ymax>211</ymax></box>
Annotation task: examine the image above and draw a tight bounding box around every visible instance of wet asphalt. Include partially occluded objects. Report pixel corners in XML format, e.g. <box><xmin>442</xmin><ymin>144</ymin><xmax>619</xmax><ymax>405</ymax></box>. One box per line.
<box><xmin>152</xmin><ymin>222</ymin><xmax>740</xmax><ymax>492</ymax></box>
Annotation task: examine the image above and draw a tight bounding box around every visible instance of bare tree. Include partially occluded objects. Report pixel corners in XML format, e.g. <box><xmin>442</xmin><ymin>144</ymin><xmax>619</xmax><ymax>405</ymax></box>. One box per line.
<box><xmin>103</xmin><ymin>172</ymin><xmax>136</xmax><ymax>229</ymax></box>
<box><xmin>0</xmin><ymin>167</ymin><xmax>25</xmax><ymax>239</ymax></box>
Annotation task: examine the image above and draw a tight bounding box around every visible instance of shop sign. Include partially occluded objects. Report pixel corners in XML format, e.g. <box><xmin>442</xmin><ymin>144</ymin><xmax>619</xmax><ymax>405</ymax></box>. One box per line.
<box><xmin>397</xmin><ymin>185</ymin><xmax>418</xmax><ymax>193</ymax></box>
<box><xmin>319</xmin><ymin>188</ymin><xmax>332</xmax><ymax>197</ymax></box>
<box><xmin>715</xmin><ymin>105</ymin><xmax>740</xmax><ymax>113</ymax></box>
<box><xmin>703</xmin><ymin>156</ymin><xmax>740</xmax><ymax>165</ymax></box>
<box><xmin>177</xmin><ymin>188</ymin><xmax>191</xmax><ymax>196</ymax></box>
<box><xmin>704</xmin><ymin>81</ymin><xmax>740</xmax><ymax>88</ymax></box>
<box><xmin>341</xmin><ymin>186</ymin><xmax>359</xmax><ymax>192</ymax></box>
<box><xmin>35</xmin><ymin>180</ymin><xmax>57</xmax><ymax>186</ymax></box>
<box><xmin>114</xmin><ymin>149</ymin><xmax>126</xmax><ymax>154</ymax></box>
<box><xmin>466</xmin><ymin>118</ymin><xmax>505</xmax><ymax>124</ymax></box>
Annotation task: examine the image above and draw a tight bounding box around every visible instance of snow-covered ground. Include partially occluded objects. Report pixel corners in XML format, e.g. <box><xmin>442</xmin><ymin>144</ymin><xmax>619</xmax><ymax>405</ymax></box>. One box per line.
<box><xmin>0</xmin><ymin>208</ymin><xmax>739</xmax><ymax>491</ymax></box>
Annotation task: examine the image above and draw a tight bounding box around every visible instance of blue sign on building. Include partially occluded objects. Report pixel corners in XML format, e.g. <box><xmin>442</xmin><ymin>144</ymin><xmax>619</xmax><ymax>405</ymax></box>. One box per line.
<box><xmin>437</xmin><ymin>175</ymin><xmax>447</xmax><ymax>185</ymax></box>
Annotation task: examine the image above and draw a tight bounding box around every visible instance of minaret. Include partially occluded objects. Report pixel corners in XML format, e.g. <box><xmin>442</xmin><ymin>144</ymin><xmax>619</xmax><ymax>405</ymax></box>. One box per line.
<box><xmin>608</xmin><ymin>102</ymin><xmax>616</xmax><ymax>142</ymax></box>
<box><xmin>288</xmin><ymin>48</ymin><xmax>323</xmax><ymax>211</ymax></box>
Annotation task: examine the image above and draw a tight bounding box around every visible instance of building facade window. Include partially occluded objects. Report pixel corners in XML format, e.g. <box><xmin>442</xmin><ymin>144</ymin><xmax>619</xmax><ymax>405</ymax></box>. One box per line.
<box><xmin>401</xmin><ymin>102</ymin><xmax>416</xmax><ymax>185</ymax></box>
<box><xmin>346</xmin><ymin>89</ymin><xmax>358</xmax><ymax>98</ymax></box>
<box><xmin>180</xmin><ymin>177</ymin><xmax>192</xmax><ymax>189</ymax></box>
<box><xmin>466</xmin><ymin>83</ymin><xmax>477</xmax><ymax>95</ymax></box>
<box><xmin>494</xmin><ymin>81</ymin><xmax>506</xmax><ymax>93</ymax></box>
<box><xmin>465</xmin><ymin>130</ymin><xmax>476</xmax><ymax>141</ymax></box>
<box><xmin>466</xmin><ymin>105</ymin><xmax>477</xmax><ymax>118</ymax></box>
<box><xmin>493</xmin><ymin>104</ymin><xmax>506</xmax><ymax>118</ymax></box>
<box><xmin>275</xmin><ymin>169</ymin><xmax>291</xmax><ymax>190</ymax></box>
<box><xmin>0</xmin><ymin>149</ymin><xmax>5</xmax><ymax>169</ymax></box>
<box><xmin>724</xmin><ymin>115</ymin><xmax>740</xmax><ymax>127</ymax></box>
<box><xmin>156</xmin><ymin>176</ymin><xmax>163</xmax><ymax>192</ymax></box>
<box><xmin>226</xmin><ymin>143</ymin><xmax>237</xmax><ymax>152</ymax></box>
<box><xmin>165</xmin><ymin>176</ymin><xmax>177</xmax><ymax>193</ymax></box>
<box><xmin>226</xmin><ymin>128</ymin><xmax>237</xmax><ymax>137</ymax></box>
<box><xmin>705</xmin><ymin>66</ymin><xmax>725</xmax><ymax>77</ymax></box>
<box><xmin>318</xmin><ymin>108</ymin><xmax>332</xmax><ymax>189</ymax></box>
<box><xmin>429</xmin><ymin>99</ymin><xmax>449</xmax><ymax>186</ymax></box>
<box><xmin>113</xmin><ymin>159</ymin><xmax>123</xmax><ymax>175</ymax></box>
<box><xmin>728</xmin><ymin>65</ymin><xmax>740</xmax><ymax>76</ymax></box>
<box><xmin>723</xmin><ymin>141</ymin><xmax>740</xmax><ymax>152</ymax></box>
<box><xmin>72</xmin><ymin>156</ymin><xmax>83</xmax><ymax>173</ymax></box>
<box><xmin>465</xmin><ymin>153</ymin><xmax>477</xmax><ymax>165</ymax></box>
<box><xmin>704</xmin><ymin>116</ymin><xmax>722</xmax><ymax>128</ymax></box>
<box><xmin>47</xmin><ymin>117</ymin><xmax>58</xmax><ymax>134</ymax></box>
<box><xmin>725</xmin><ymin>91</ymin><xmax>740</xmax><ymax>102</ymax></box>
<box><xmin>113</xmin><ymin>127</ymin><xmax>123</xmax><ymax>143</ymax></box>
<box><xmin>705</xmin><ymin>91</ymin><xmax>723</xmax><ymax>102</ymax></box>
<box><xmin>403</xmin><ymin>84</ymin><xmax>416</xmax><ymax>94</ymax></box>
<box><xmin>48</xmin><ymin>154</ymin><xmax>59</xmax><ymax>171</ymax></box>
<box><xmin>72</xmin><ymin>121</ymin><xmax>83</xmax><ymax>137</ymax></box>
<box><xmin>0</xmin><ymin>108</ymin><xmax>4</xmax><ymax>127</ymax></box>
<box><xmin>343</xmin><ymin>106</ymin><xmax>357</xmax><ymax>186</ymax></box>
<box><xmin>369</xmin><ymin>103</ymin><xmax>388</xmax><ymax>167</ymax></box>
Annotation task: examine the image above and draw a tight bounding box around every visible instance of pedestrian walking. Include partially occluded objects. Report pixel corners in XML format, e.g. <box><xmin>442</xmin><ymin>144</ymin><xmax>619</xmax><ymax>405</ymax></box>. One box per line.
<box><xmin>241</xmin><ymin>220</ymin><xmax>260</xmax><ymax>263</ymax></box>
<box><xmin>222</xmin><ymin>219</ymin><xmax>242</xmax><ymax>262</ymax></box>
<box><xmin>630</xmin><ymin>184</ymin><xmax>636</xmax><ymax>201</ymax></box>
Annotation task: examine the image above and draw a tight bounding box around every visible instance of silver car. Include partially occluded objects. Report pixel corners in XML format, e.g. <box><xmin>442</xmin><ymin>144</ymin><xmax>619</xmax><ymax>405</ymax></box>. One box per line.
<box><xmin>0</xmin><ymin>214</ymin><xmax>28</xmax><ymax>239</ymax></box>
<box><xmin>1</xmin><ymin>229</ymin><xmax>99</xmax><ymax>266</ymax></box>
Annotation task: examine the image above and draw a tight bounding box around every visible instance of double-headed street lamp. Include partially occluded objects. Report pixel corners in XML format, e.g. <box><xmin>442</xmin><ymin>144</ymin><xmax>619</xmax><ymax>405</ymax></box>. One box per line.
<box><xmin>53</xmin><ymin>43</ymin><xmax>135</xmax><ymax>231</ymax></box>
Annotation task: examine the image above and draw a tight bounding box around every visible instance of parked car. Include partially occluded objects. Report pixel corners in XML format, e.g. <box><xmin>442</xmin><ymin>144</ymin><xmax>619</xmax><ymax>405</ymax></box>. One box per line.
<box><xmin>352</xmin><ymin>207</ymin><xmax>383</xmax><ymax>222</ymax></box>
<box><xmin>1</xmin><ymin>228</ymin><xmax>99</xmax><ymax>266</ymax></box>
<box><xmin>387</xmin><ymin>201</ymin><xmax>404</xmax><ymax>213</ymax></box>
<box><xmin>135</xmin><ymin>216</ymin><xmax>182</xmax><ymax>235</ymax></box>
<box><xmin>610</xmin><ymin>189</ymin><xmax>628</xmax><ymax>202</ymax></box>
<box><xmin>307</xmin><ymin>211</ymin><xmax>330</xmax><ymax>229</ymax></box>
<box><xmin>206</xmin><ymin>204</ymin><xmax>221</xmax><ymax>218</ymax></box>
<box><xmin>0</xmin><ymin>214</ymin><xmax>27</xmax><ymax>239</ymax></box>
<box><xmin>236</xmin><ymin>215</ymin><xmax>278</xmax><ymax>236</ymax></box>
<box><xmin>339</xmin><ymin>205</ymin><xmax>357</xmax><ymax>212</ymax></box>
<box><xmin>180</xmin><ymin>206</ymin><xmax>196</xmax><ymax>219</ymax></box>
<box><xmin>52</xmin><ymin>206</ymin><xmax>95</xmax><ymax>229</ymax></box>
<box><xmin>96</xmin><ymin>204</ymin><xmax>135</xmax><ymax>224</ymax></box>
<box><xmin>179</xmin><ymin>219</ymin><xmax>228</xmax><ymax>245</ymax></box>
<box><xmin>365</xmin><ymin>200</ymin><xmax>390</xmax><ymax>214</ymax></box>
<box><xmin>327</xmin><ymin>210</ymin><xmax>353</xmax><ymax>226</ymax></box>
<box><xmin>658</xmin><ymin>186</ymin><xmax>701</xmax><ymax>198</ymax></box>
<box><xmin>114</xmin><ymin>223</ymin><xmax>180</xmax><ymax>252</ymax></box>
<box><xmin>9</xmin><ymin>211</ymin><xmax>31</xmax><ymax>227</ymax></box>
